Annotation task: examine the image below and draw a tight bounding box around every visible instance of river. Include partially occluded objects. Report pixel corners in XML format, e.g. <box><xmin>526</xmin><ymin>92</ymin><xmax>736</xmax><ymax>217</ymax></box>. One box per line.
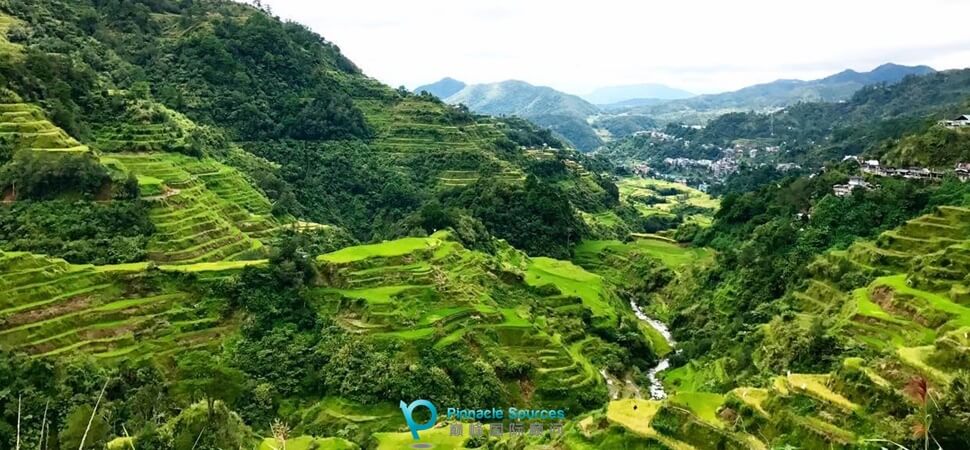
<box><xmin>630</xmin><ymin>300</ymin><xmax>675</xmax><ymax>399</ymax></box>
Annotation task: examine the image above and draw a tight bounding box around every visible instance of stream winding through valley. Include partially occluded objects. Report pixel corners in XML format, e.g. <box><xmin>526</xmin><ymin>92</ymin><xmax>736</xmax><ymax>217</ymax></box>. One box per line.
<box><xmin>631</xmin><ymin>300</ymin><xmax>675</xmax><ymax>399</ymax></box>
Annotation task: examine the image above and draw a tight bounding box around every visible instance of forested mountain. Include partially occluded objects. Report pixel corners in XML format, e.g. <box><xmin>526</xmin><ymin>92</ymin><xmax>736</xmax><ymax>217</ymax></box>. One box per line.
<box><xmin>1</xmin><ymin>0</ymin><xmax>969</xmax><ymax>449</ymax></box>
<box><xmin>443</xmin><ymin>79</ymin><xmax>604</xmax><ymax>151</ymax></box>
<box><xmin>413</xmin><ymin>76</ymin><xmax>466</xmax><ymax>99</ymax></box>
<box><xmin>623</xmin><ymin>63</ymin><xmax>936</xmax><ymax>125</ymax></box>
<box><xmin>0</xmin><ymin>1</ymin><xmax>706</xmax><ymax>449</ymax></box>
<box><xmin>600</xmin><ymin>67</ymin><xmax>970</xmax><ymax>187</ymax></box>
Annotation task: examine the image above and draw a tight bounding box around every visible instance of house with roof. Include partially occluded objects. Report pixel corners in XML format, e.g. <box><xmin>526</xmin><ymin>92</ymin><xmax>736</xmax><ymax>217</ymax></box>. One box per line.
<box><xmin>833</xmin><ymin>176</ymin><xmax>873</xmax><ymax>197</ymax></box>
<box><xmin>940</xmin><ymin>115</ymin><xmax>970</xmax><ymax>128</ymax></box>
<box><xmin>957</xmin><ymin>162</ymin><xmax>970</xmax><ymax>182</ymax></box>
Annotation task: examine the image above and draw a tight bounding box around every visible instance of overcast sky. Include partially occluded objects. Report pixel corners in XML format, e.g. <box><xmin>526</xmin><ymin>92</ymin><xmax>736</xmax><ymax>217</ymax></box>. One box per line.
<box><xmin>259</xmin><ymin>0</ymin><xmax>970</xmax><ymax>95</ymax></box>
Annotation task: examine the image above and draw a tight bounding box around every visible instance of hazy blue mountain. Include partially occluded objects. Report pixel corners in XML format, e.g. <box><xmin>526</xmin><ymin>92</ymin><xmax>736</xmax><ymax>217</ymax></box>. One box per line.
<box><xmin>822</xmin><ymin>63</ymin><xmax>935</xmax><ymax>85</ymax></box>
<box><xmin>599</xmin><ymin>97</ymin><xmax>672</xmax><ymax>111</ymax></box>
<box><xmin>627</xmin><ymin>63</ymin><xmax>936</xmax><ymax>124</ymax></box>
<box><xmin>445</xmin><ymin>80</ymin><xmax>604</xmax><ymax>150</ymax></box>
<box><xmin>583</xmin><ymin>83</ymin><xmax>694</xmax><ymax>105</ymax></box>
<box><xmin>413</xmin><ymin>77</ymin><xmax>466</xmax><ymax>99</ymax></box>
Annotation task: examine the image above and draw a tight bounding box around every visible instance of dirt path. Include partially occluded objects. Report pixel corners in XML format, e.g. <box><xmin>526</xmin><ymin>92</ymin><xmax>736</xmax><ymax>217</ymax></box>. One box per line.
<box><xmin>142</xmin><ymin>187</ymin><xmax>181</xmax><ymax>201</ymax></box>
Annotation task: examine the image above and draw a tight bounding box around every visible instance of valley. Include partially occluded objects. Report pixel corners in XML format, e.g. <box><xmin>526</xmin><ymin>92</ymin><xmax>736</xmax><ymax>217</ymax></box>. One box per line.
<box><xmin>0</xmin><ymin>0</ymin><xmax>968</xmax><ymax>449</ymax></box>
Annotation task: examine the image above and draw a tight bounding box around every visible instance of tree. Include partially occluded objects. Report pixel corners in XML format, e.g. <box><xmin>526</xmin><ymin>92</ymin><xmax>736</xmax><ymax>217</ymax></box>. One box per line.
<box><xmin>175</xmin><ymin>352</ymin><xmax>245</xmax><ymax>421</ymax></box>
<box><xmin>59</xmin><ymin>405</ymin><xmax>109</xmax><ymax>450</ymax></box>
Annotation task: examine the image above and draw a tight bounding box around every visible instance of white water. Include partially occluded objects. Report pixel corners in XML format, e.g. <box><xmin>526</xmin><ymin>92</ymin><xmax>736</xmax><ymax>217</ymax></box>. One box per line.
<box><xmin>631</xmin><ymin>300</ymin><xmax>675</xmax><ymax>399</ymax></box>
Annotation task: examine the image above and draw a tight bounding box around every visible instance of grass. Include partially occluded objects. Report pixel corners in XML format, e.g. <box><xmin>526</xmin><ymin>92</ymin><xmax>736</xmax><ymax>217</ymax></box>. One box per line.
<box><xmin>526</xmin><ymin>257</ymin><xmax>614</xmax><ymax>320</ymax></box>
<box><xmin>605</xmin><ymin>399</ymin><xmax>695</xmax><ymax>450</ymax></box>
<box><xmin>667</xmin><ymin>392</ymin><xmax>725</xmax><ymax>428</ymax></box>
<box><xmin>111</xmin><ymin>152</ymin><xmax>277</xmax><ymax>263</ymax></box>
<box><xmin>159</xmin><ymin>259</ymin><xmax>267</xmax><ymax>272</ymax></box>
<box><xmin>729</xmin><ymin>388</ymin><xmax>770</xmax><ymax>417</ymax></box>
<box><xmin>0</xmin><ymin>250</ymin><xmax>236</xmax><ymax>360</ymax></box>
<box><xmin>319</xmin><ymin>232</ymin><xmax>446</xmax><ymax>264</ymax></box>
<box><xmin>639</xmin><ymin>321</ymin><xmax>673</xmax><ymax>356</ymax></box>
<box><xmin>606</xmin><ymin>399</ymin><xmax>662</xmax><ymax>436</ymax></box>
<box><xmin>627</xmin><ymin>237</ymin><xmax>711</xmax><ymax>268</ymax></box>
<box><xmin>257</xmin><ymin>436</ymin><xmax>358</xmax><ymax>450</ymax></box>
<box><xmin>373</xmin><ymin>425</ymin><xmax>467</xmax><ymax>449</ymax></box>
<box><xmin>785</xmin><ymin>374</ymin><xmax>859</xmax><ymax>412</ymax></box>
<box><xmin>662</xmin><ymin>360</ymin><xmax>727</xmax><ymax>393</ymax></box>
<box><xmin>617</xmin><ymin>177</ymin><xmax>718</xmax><ymax>226</ymax></box>
<box><xmin>876</xmin><ymin>275</ymin><xmax>970</xmax><ymax>327</ymax></box>
<box><xmin>896</xmin><ymin>346</ymin><xmax>953</xmax><ymax>384</ymax></box>
<box><xmin>573</xmin><ymin>238</ymin><xmax>711</xmax><ymax>274</ymax></box>
<box><xmin>323</xmin><ymin>285</ymin><xmax>427</xmax><ymax>304</ymax></box>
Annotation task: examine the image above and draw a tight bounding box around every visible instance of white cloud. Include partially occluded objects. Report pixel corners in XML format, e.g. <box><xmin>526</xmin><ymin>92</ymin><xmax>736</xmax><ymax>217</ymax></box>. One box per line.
<box><xmin>260</xmin><ymin>0</ymin><xmax>970</xmax><ymax>95</ymax></box>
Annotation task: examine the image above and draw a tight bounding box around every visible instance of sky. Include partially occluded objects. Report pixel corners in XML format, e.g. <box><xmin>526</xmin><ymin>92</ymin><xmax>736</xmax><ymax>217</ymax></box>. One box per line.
<box><xmin>259</xmin><ymin>0</ymin><xmax>970</xmax><ymax>95</ymax></box>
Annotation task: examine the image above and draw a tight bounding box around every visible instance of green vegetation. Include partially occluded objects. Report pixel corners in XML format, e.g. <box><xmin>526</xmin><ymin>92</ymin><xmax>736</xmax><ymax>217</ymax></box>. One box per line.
<box><xmin>0</xmin><ymin>0</ymin><xmax>968</xmax><ymax>449</ymax></box>
<box><xmin>257</xmin><ymin>436</ymin><xmax>358</xmax><ymax>450</ymax></box>
<box><xmin>318</xmin><ymin>233</ymin><xmax>443</xmax><ymax>264</ymax></box>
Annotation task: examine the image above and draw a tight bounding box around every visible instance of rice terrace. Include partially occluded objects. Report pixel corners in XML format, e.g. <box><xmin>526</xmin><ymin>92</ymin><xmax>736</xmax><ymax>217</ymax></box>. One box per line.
<box><xmin>0</xmin><ymin>0</ymin><xmax>969</xmax><ymax>449</ymax></box>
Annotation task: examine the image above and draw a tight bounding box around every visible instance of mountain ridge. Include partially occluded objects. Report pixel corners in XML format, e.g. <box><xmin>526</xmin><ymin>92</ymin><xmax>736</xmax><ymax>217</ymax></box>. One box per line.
<box><xmin>583</xmin><ymin>83</ymin><xmax>695</xmax><ymax>105</ymax></box>
<box><xmin>443</xmin><ymin>79</ymin><xmax>604</xmax><ymax>150</ymax></box>
<box><xmin>413</xmin><ymin>76</ymin><xmax>466</xmax><ymax>99</ymax></box>
<box><xmin>624</xmin><ymin>62</ymin><xmax>936</xmax><ymax>124</ymax></box>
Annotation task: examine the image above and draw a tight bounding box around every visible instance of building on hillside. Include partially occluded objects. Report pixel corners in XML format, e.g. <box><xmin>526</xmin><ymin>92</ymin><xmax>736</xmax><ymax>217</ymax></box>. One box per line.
<box><xmin>833</xmin><ymin>176</ymin><xmax>872</xmax><ymax>197</ymax></box>
<box><xmin>940</xmin><ymin>115</ymin><xmax>970</xmax><ymax>128</ymax></box>
<box><xmin>633</xmin><ymin>164</ymin><xmax>651</xmax><ymax>177</ymax></box>
<box><xmin>957</xmin><ymin>162</ymin><xmax>970</xmax><ymax>182</ymax></box>
<box><xmin>859</xmin><ymin>159</ymin><xmax>885</xmax><ymax>176</ymax></box>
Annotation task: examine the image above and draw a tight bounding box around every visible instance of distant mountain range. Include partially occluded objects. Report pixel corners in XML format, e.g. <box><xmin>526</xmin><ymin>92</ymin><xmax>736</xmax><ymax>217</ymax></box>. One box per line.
<box><xmin>582</xmin><ymin>83</ymin><xmax>695</xmax><ymax>105</ymax></box>
<box><xmin>415</xmin><ymin>63</ymin><xmax>936</xmax><ymax>149</ymax></box>
<box><xmin>417</xmin><ymin>79</ymin><xmax>604</xmax><ymax>151</ymax></box>
<box><xmin>413</xmin><ymin>77</ymin><xmax>466</xmax><ymax>99</ymax></box>
<box><xmin>623</xmin><ymin>63</ymin><xmax>936</xmax><ymax>124</ymax></box>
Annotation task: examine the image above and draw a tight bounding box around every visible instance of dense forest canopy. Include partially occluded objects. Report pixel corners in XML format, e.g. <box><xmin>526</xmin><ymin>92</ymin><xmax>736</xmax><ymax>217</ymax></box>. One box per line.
<box><xmin>0</xmin><ymin>0</ymin><xmax>968</xmax><ymax>449</ymax></box>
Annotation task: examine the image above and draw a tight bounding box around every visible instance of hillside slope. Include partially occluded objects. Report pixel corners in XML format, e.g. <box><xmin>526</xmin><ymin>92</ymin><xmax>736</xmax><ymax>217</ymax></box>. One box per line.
<box><xmin>445</xmin><ymin>80</ymin><xmax>604</xmax><ymax>151</ymax></box>
<box><xmin>0</xmin><ymin>1</ymin><xmax>682</xmax><ymax>449</ymax></box>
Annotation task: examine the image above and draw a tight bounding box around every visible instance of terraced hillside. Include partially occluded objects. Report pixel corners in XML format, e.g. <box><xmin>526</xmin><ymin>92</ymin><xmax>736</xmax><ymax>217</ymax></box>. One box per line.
<box><xmin>619</xmin><ymin>177</ymin><xmax>718</xmax><ymax>226</ymax></box>
<box><xmin>0</xmin><ymin>102</ymin><xmax>89</xmax><ymax>153</ymax></box>
<box><xmin>311</xmin><ymin>232</ymin><xmax>626</xmax><ymax>412</ymax></box>
<box><xmin>94</xmin><ymin>97</ymin><xmax>199</xmax><ymax>153</ymax></box>
<box><xmin>795</xmin><ymin>205</ymin><xmax>970</xmax><ymax>380</ymax></box>
<box><xmin>101</xmin><ymin>152</ymin><xmax>280</xmax><ymax>263</ymax></box>
<box><xmin>0</xmin><ymin>251</ymin><xmax>258</xmax><ymax>360</ymax></box>
<box><xmin>582</xmin><ymin>205</ymin><xmax>970</xmax><ymax>449</ymax></box>
<box><xmin>0</xmin><ymin>12</ymin><xmax>23</xmax><ymax>56</ymax></box>
<box><xmin>355</xmin><ymin>96</ymin><xmax>528</xmax><ymax>189</ymax></box>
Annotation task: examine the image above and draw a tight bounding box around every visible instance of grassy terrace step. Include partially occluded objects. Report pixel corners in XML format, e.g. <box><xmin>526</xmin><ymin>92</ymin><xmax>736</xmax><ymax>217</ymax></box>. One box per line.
<box><xmin>784</xmin><ymin>374</ymin><xmax>859</xmax><ymax>412</ymax></box>
<box><xmin>0</xmin><ymin>103</ymin><xmax>87</xmax><ymax>152</ymax></box>
<box><xmin>318</xmin><ymin>233</ymin><xmax>447</xmax><ymax>264</ymax></box>
<box><xmin>605</xmin><ymin>400</ymin><xmax>696</xmax><ymax>450</ymax></box>
<box><xmin>112</xmin><ymin>152</ymin><xmax>282</xmax><ymax>251</ymax></box>
<box><xmin>0</xmin><ymin>270</ymin><xmax>103</xmax><ymax>308</ymax></box>
<box><xmin>525</xmin><ymin>257</ymin><xmax>616</xmax><ymax>324</ymax></box>
<box><xmin>937</xmin><ymin>205</ymin><xmax>970</xmax><ymax>222</ymax></box>
<box><xmin>0</xmin><ymin>294</ymin><xmax>186</xmax><ymax>344</ymax></box>
<box><xmin>0</xmin><ymin>251</ymin><xmax>247</xmax><ymax>359</ymax></box>
<box><xmin>876</xmin><ymin>230</ymin><xmax>958</xmax><ymax>254</ymax></box>
<box><xmin>898</xmin><ymin>219</ymin><xmax>966</xmax><ymax>240</ymax></box>
<box><xmin>873</xmin><ymin>275</ymin><xmax>970</xmax><ymax>327</ymax></box>
<box><xmin>847</xmin><ymin>241</ymin><xmax>912</xmax><ymax>270</ymax></box>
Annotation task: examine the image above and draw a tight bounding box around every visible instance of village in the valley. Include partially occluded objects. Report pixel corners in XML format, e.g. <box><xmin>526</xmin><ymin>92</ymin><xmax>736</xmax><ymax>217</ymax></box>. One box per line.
<box><xmin>629</xmin><ymin>114</ymin><xmax>970</xmax><ymax>194</ymax></box>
